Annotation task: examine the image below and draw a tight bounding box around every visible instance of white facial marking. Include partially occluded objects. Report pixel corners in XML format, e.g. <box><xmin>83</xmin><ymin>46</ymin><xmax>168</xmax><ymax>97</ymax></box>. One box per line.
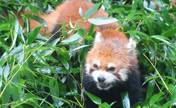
<box><xmin>92</xmin><ymin>70</ymin><xmax>118</xmax><ymax>83</ymax></box>
<box><xmin>119</xmin><ymin>68</ymin><xmax>129</xmax><ymax>81</ymax></box>
<box><xmin>92</xmin><ymin>70</ymin><xmax>118</xmax><ymax>90</ymax></box>
<box><xmin>94</xmin><ymin>32</ymin><xmax>103</xmax><ymax>44</ymax></box>
<box><xmin>85</xmin><ymin>64</ymin><xmax>90</xmax><ymax>73</ymax></box>
<box><xmin>107</xmin><ymin>62</ymin><xmax>116</xmax><ymax>68</ymax></box>
<box><xmin>93</xmin><ymin>60</ymin><xmax>101</xmax><ymax>67</ymax></box>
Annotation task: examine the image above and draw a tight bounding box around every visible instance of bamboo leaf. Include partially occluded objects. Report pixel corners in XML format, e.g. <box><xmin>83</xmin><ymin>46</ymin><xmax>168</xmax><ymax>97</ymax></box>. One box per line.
<box><xmin>150</xmin><ymin>92</ymin><xmax>164</xmax><ymax>106</ymax></box>
<box><xmin>25</xmin><ymin>14</ymin><xmax>48</xmax><ymax>27</ymax></box>
<box><xmin>121</xmin><ymin>92</ymin><xmax>130</xmax><ymax>108</ymax></box>
<box><xmin>85</xmin><ymin>3</ymin><xmax>101</xmax><ymax>17</ymax></box>
<box><xmin>98</xmin><ymin>102</ymin><xmax>111</xmax><ymax>108</ymax></box>
<box><xmin>88</xmin><ymin>17</ymin><xmax>117</xmax><ymax>25</ymax></box>
<box><xmin>86</xmin><ymin>92</ymin><xmax>102</xmax><ymax>105</ymax></box>
<box><xmin>27</xmin><ymin>26</ymin><xmax>41</xmax><ymax>45</ymax></box>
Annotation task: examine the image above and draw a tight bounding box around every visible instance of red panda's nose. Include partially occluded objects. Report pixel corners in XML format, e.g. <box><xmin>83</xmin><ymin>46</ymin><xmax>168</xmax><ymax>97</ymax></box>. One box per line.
<box><xmin>98</xmin><ymin>75</ymin><xmax>105</xmax><ymax>82</ymax></box>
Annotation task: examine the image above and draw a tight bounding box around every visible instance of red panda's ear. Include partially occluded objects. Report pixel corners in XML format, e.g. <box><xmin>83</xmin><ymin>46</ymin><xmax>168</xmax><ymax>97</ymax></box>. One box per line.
<box><xmin>127</xmin><ymin>38</ymin><xmax>136</xmax><ymax>56</ymax></box>
<box><xmin>94</xmin><ymin>32</ymin><xmax>103</xmax><ymax>45</ymax></box>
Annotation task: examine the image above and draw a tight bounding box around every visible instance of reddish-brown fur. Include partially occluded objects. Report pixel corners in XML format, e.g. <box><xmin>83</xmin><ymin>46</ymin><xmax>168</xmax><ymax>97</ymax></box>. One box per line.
<box><xmin>17</xmin><ymin>0</ymin><xmax>118</xmax><ymax>35</ymax></box>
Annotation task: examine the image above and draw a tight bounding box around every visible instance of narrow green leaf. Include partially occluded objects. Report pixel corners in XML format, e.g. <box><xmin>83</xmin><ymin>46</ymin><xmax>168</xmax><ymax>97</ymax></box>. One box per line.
<box><xmin>171</xmin><ymin>86</ymin><xmax>176</xmax><ymax>106</ymax></box>
<box><xmin>143</xmin><ymin>17</ymin><xmax>154</xmax><ymax>35</ymax></box>
<box><xmin>121</xmin><ymin>92</ymin><xmax>130</xmax><ymax>108</ymax></box>
<box><xmin>62</xmin><ymin>22</ymin><xmax>67</xmax><ymax>36</ymax></box>
<box><xmin>45</xmin><ymin>55</ymin><xmax>58</xmax><ymax>63</ymax></box>
<box><xmin>86</xmin><ymin>92</ymin><xmax>102</xmax><ymax>105</ymax></box>
<box><xmin>70</xmin><ymin>68</ymin><xmax>80</xmax><ymax>73</ymax></box>
<box><xmin>59</xmin><ymin>56</ymin><xmax>69</xmax><ymax>70</ymax></box>
<box><xmin>149</xmin><ymin>92</ymin><xmax>164</xmax><ymax>106</ymax></box>
<box><xmin>79</xmin><ymin>7</ymin><xmax>83</xmax><ymax>18</ymax></box>
<box><xmin>0</xmin><ymin>14</ymin><xmax>8</xmax><ymax>21</ymax></box>
<box><xmin>0</xmin><ymin>66</ymin><xmax>3</xmax><ymax>87</ymax></box>
<box><xmin>49</xmin><ymin>37</ymin><xmax>60</xmax><ymax>47</ymax></box>
<box><xmin>163</xmin><ymin>101</ymin><xmax>172</xmax><ymax>108</ymax></box>
<box><xmin>88</xmin><ymin>24</ymin><xmax>95</xmax><ymax>36</ymax></box>
<box><xmin>71</xmin><ymin>45</ymin><xmax>89</xmax><ymax>51</ymax></box>
<box><xmin>161</xmin><ymin>0</ymin><xmax>170</xmax><ymax>4</ymax></box>
<box><xmin>85</xmin><ymin>3</ymin><xmax>101</xmax><ymax>17</ymax></box>
<box><xmin>151</xmin><ymin>35</ymin><xmax>172</xmax><ymax>47</ymax></box>
<box><xmin>36</xmin><ymin>0</ymin><xmax>43</xmax><ymax>12</ymax></box>
<box><xmin>0</xmin><ymin>81</ymin><xmax>2</xmax><ymax>88</ymax></box>
<box><xmin>25</xmin><ymin>14</ymin><xmax>48</xmax><ymax>27</ymax></box>
<box><xmin>2</xmin><ymin>85</ymin><xmax>11</xmax><ymax>105</ymax></box>
<box><xmin>162</xmin><ymin>27</ymin><xmax>176</xmax><ymax>37</ymax></box>
<box><xmin>10</xmin><ymin>12</ymin><xmax>19</xmax><ymax>50</ymax></box>
<box><xmin>0</xmin><ymin>57</ymin><xmax>6</xmax><ymax>67</ymax></box>
<box><xmin>88</xmin><ymin>17</ymin><xmax>117</xmax><ymax>25</ymax></box>
<box><xmin>11</xmin><ymin>86</ymin><xmax>20</xmax><ymax>101</ymax></box>
<box><xmin>69</xmin><ymin>20</ymin><xmax>74</xmax><ymax>29</ymax></box>
<box><xmin>27</xmin><ymin>26</ymin><xmax>41</xmax><ymax>45</ymax></box>
<box><xmin>98</xmin><ymin>102</ymin><xmax>111</xmax><ymax>108</ymax></box>
<box><xmin>132</xmin><ymin>0</ymin><xmax>138</xmax><ymax>9</ymax></box>
<box><xmin>49</xmin><ymin>79</ymin><xmax>60</xmax><ymax>107</ymax></box>
<box><xmin>10</xmin><ymin>45</ymin><xmax>23</xmax><ymax>55</ymax></box>
<box><xmin>161</xmin><ymin>6</ymin><xmax>171</xmax><ymax>24</ymax></box>
<box><xmin>3</xmin><ymin>63</ymin><xmax>10</xmax><ymax>80</ymax></box>
<box><xmin>18</xmin><ymin>48</ymin><xmax>24</xmax><ymax>64</ymax></box>
<box><xmin>146</xmin><ymin>80</ymin><xmax>155</xmax><ymax>100</ymax></box>
<box><xmin>61</xmin><ymin>33</ymin><xmax>82</xmax><ymax>43</ymax></box>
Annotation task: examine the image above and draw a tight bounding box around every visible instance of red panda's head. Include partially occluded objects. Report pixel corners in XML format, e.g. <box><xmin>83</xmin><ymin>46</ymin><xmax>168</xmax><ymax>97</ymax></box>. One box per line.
<box><xmin>85</xmin><ymin>30</ymin><xmax>137</xmax><ymax>90</ymax></box>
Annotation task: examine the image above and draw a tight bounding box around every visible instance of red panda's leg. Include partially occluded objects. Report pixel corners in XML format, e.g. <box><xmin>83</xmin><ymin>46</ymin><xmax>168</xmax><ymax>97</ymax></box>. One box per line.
<box><xmin>127</xmin><ymin>69</ymin><xmax>142</xmax><ymax>105</ymax></box>
<box><xmin>48</xmin><ymin>24</ymin><xmax>62</xmax><ymax>43</ymax></box>
<box><xmin>45</xmin><ymin>24</ymin><xmax>62</xmax><ymax>62</ymax></box>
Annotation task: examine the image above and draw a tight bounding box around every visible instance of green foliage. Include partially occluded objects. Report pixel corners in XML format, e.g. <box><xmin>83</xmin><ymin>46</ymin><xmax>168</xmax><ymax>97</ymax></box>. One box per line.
<box><xmin>107</xmin><ymin>0</ymin><xmax>176</xmax><ymax>107</ymax></box>
<box><xmin>0</xmin><ymin>0</ymin><xmax>176</xmax><ymax>108</ymax></box>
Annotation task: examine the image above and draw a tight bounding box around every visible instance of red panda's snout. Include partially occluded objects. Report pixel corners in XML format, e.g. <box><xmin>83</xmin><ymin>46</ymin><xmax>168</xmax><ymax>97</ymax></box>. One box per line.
<box><xmin>85</xmin><ymin>60</ymin><xmax>129</xmax><ymax>90</ymax></box>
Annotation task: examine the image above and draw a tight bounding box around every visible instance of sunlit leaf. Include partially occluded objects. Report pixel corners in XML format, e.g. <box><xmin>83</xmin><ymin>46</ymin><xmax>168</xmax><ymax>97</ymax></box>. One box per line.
<box><xmin>3</xmin><ymin>63</ymin><xmax>10</xmax><ymax>80</ymax></box>
<box><xmin>10</xmin><ymin>45</ymin><xmax>23</xmax><ymax>55</ymax></box>
<box><xmin>121</xmin><ymin>92</ymin><xmax>130</xmax><ymax>108</ymax></box>
<box><xmin>85</xmin><ymin>3</ymin><xmax>101</xmax><ymax>17</ymax></box>
<box><xmin>86</xmin><ymin>92</ymin><xmax>102</xmax><ymax>105</ymax></box>
<box><xmin>25</xmin><ymin>14</ymin><xmax>48</xmax><ymax>27</ymax></box>
<box><xmin>98</xmin><ymin>102</ymin><xmax>111</xmax><ymax>108</ymax></box>
<box><xmin>10</xmin><ymin>12</ymin><xmax>19</xmax><ymax>50</ymax></box>
<box><xmin>61</xmin><ymin>33</ymin><xmax>82</xmax><ymax>43</ymax></box>
<box><xmin>49</xmin><ymin>79</ymin><xmax>60</xmax><ymax>107</ymax></box>
<box><xmin>88</xmin><ymin>17</ymin><xmax>117</xmax><ymax>25</ymax></box>
<box><xmin>162</xmin><ymin>27</ymin><xmax>176</xmax><ymax>37</ymax></box>
<box><xmin>27</xmin><ymin>26</ymin><xmax>41</xmax><ymax>45</ymax></box>
<box><xmin>59</xmin><ymin>56</ymin><xmax>69</xmax><ymax>70</ymax></box>
<box><xmin>79</xmin><ymin>7</ymin><xmax>83</xmax><ymax>18</ymax></box>
<box><xmin>150</xmin><ymin>92</ymin><xmax>164</xmax><ymax>106</ymax></box>
<box><xmin>146</xmin><ymin>80</ymin><xmax>155</xmax><ymax>100</ymax></box>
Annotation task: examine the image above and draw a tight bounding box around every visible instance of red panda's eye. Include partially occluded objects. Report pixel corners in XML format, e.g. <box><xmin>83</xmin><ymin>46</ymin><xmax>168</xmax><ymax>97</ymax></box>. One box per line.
<box><xmin>93</xmin><ymin>64</ymin><xmax>98</xmax><ymax>69</ymax></box>
<box><xmin>107</xmin><ymin>67</ymin><xmax>115</xmax><ymax>71</ymax></box>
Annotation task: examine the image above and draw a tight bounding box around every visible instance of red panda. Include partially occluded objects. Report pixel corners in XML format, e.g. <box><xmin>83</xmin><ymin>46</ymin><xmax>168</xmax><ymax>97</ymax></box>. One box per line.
<box><xmin>83</xmin><ymin>30</ymin><xmax>141</xmax><ymax>107</ymax></box>
<box><xmin>14</xmin><ymin>0</ymin><xmax>142</xmax><ymax>107</ymax></box>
